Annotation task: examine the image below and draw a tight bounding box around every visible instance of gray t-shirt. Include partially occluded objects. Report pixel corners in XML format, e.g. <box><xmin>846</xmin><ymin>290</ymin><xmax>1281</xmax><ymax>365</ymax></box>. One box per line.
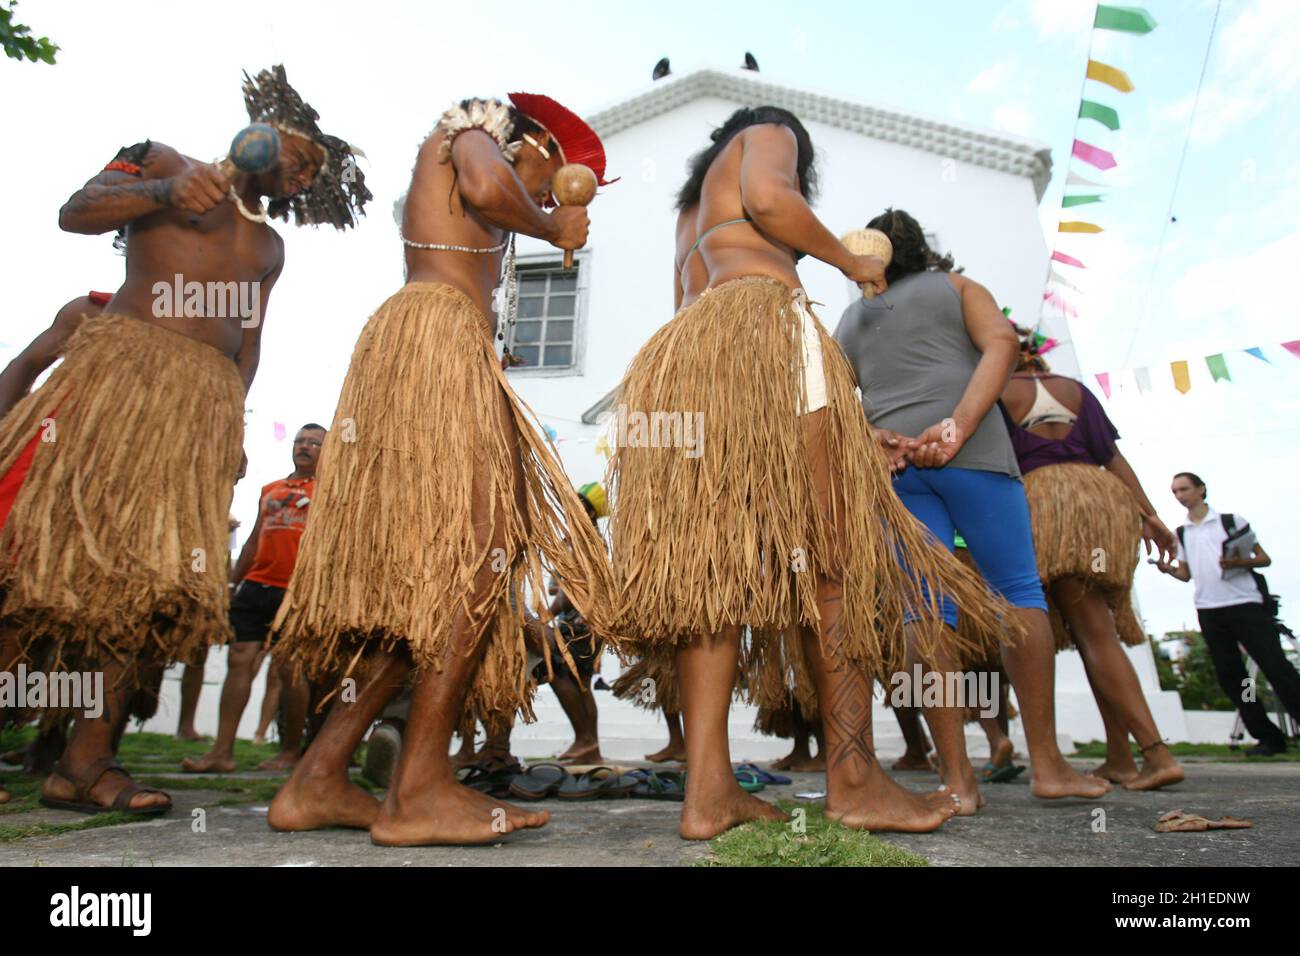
<box><xmin>833</xmin><ymin>271</ymin><xmax>1020</xmax><ymax>478</ymax></box>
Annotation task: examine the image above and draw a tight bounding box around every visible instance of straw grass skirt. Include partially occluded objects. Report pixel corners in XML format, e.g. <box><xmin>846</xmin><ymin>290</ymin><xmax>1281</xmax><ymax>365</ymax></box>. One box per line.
<box><xmin>1023</xmin><ymin>463</ymin><xmax>1145</xmax><ymax>650</ymax></box>
<box><xmin>607</xmin><ymin>276</ymin><xmax>1012</xmax><ymax>678</ymax></box>
<box><xmin>0</xmin><ymin>315</ymin><xmax>243</xmax><ymax>678</ymax></box>
<box><xmin>272</xmin><ymin>282</ymin><xmax>617</xmax><ymax>725</ymax></box>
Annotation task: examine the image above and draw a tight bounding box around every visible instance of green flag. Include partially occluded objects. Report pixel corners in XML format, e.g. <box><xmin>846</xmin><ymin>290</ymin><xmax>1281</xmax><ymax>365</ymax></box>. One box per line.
<box><xmin>1205</xmin><ymin>353</ymin><xmax>1231</xmax><ymax>382</ymax></box>
<box><xmin>1062</xmin><ymin>195</ymin><xmax>1104</xmax><ymax>208</ymax></box>
<box><xmin>1079</xmin><ymin>100</ymin><xmax>1121</xmax><ymax>130</ymax></box>
<box><xmin>1094</xmin><ymin>5</ymin><xmax>1157</xmax><ymax>34</ymax></box>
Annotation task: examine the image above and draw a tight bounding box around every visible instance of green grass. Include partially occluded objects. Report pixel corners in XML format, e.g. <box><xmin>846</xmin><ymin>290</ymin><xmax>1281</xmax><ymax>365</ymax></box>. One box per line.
<box><xmin>701</xmin><ymin>801</ymin><xmax>930</xmax><ymax>868</ymax></box>
<box><xmin>1071</xmin><ymin>740</ymin><xmax>1300</xmax><ymax>762</ymax></box>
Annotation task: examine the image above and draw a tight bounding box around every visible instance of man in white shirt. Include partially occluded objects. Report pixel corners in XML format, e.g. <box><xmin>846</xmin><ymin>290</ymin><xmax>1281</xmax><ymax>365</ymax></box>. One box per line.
<box><xmin>1156</xmin><ymin>472</ymin><xmax>1300</xmax><ymax>755</ymax></box>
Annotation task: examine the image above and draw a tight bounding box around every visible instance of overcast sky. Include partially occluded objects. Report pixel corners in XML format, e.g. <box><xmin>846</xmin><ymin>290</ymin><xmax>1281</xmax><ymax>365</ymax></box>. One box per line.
<box><xmin>2</xmin><ymin>0</ymin><xmax>1296</xmax><ymax>640</ymax></box>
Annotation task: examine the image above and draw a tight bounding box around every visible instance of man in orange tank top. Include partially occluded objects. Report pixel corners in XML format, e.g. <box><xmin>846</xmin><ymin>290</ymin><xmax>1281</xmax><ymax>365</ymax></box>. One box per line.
<box><xmin>182</xmin><ymin>425</ymin><xmax>324</xmax><ymax>774</ymax></box>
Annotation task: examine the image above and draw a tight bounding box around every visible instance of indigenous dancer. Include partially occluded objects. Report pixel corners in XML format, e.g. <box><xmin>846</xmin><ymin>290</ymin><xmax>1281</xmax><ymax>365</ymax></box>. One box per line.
<box><xmin>268</xmin><ymin>94</ymin><xmax>618</xmax><ymax>846</ymax></box>
<box><xmin>0</xmin><ymin>65</ymin><xmax>368</xmax><ymax>815</ymax></box>
<box><xmin>608</xmin><ymin>108</ymin><xmax>1009</xmax><ymax>839</ymax></box>
<box><xmin>1003</xmin><ymin>333</ymin><xmax>1184</xmax><ymax>789</ymax></box>
<box><xmin>835</xmin><ymin>209</ymin><xmax>1111</xmax><ymax>814</ymax></box>
<box><xmin>182</xmin><ymin>424</ymin><xmax>326</xmax><ymax>774</ymax></box>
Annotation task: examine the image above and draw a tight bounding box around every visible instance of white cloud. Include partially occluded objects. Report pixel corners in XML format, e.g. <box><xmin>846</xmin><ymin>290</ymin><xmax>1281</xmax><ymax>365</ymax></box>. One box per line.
<box><xmin>991</xmin><ymin>5</ymin><xmax>1021</xmax><ymax>33</ymax></box>
<box><xmin>1157</xmin><ymin>0</ymin><xmax>1300</xmax><ymax>146</ymax></box>
<box><xmin>992</xmin><ymin>103</ymin><xmax>1034</xmax><ymax>135</ymax></box>
<box><xmin>966</xmin><ymin>60</ymin><xmax>1014</xmax><ymax>94</ymax></box>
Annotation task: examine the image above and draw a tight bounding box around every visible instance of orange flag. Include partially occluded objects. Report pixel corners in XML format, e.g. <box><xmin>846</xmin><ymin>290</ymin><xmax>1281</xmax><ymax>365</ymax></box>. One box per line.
<box><xmin>1171</xmin><ymin>360</ymin><xmax>1191</xmax><ymax>394</ymax></box>
<box><xmin>1087</xmin><ymin>59</ymin><xmax>1134</xmax><ymax>93</ymax></box>
<box><xmin>1059</xmin><ymin>221</ymin><xmax>1105</xmax><ymax>233</ymax></box>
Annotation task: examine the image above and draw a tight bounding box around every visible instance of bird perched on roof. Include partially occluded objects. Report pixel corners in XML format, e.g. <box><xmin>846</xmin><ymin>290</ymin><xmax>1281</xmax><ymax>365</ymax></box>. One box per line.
<box><xmin>743</xmin><ymin>52</ymin><xmax>759</xmax><ymax>71</ymax></box>
<box><xmin>652</xmin><ymin>57</ymin><xmax>671</xmax><ymax>81</ymax></box>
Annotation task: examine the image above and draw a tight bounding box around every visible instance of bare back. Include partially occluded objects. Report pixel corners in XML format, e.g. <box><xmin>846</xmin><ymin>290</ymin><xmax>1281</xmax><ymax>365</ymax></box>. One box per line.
<box><xmin>107</xmin><ymin>144</ymin><xmax>284</xmax><ymax>359</ymax></box>
<box><xmin>675</xmin><ymin>130</ymin><xmax>801</xmax><ymax>309</ymax></box>
<box><xmin>403</xmin><ymin>130</ymin><xmax>508</xmax><ymax>323</ymax></box>
<box><xmin>1003</xmin><ymin>372</ymin><xmax>1083</xmax><ymax>440</ymax></box>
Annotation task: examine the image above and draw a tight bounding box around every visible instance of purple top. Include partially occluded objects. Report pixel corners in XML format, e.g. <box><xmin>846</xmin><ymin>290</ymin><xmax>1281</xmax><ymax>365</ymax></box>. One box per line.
<box><xmin>1010</xmin><ymin>378</ymin><xmax>1120</xmax><ymax>474</ymax></box>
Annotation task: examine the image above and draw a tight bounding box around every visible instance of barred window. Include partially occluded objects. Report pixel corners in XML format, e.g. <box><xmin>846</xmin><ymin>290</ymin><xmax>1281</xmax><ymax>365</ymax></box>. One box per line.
<box><xmin>506</xmin><ymin>261</ymin><xmax>579</xmax><ymax>370</ymax></box>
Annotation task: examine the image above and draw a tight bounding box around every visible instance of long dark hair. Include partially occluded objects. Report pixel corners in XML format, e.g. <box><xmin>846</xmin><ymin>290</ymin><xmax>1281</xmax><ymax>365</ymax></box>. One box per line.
<box><xmin>675</xmin><ymin>106</ymin><xmax>818</xmax><ymax>211</ymax></box>
<box><xmin>866</xmin><ymin>208</ymin><xmax>956</xmax><ymax>285</ymax></box>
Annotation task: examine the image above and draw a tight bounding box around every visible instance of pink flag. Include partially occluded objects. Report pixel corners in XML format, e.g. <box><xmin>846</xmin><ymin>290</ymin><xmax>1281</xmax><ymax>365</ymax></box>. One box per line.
<box><xmin>1096</xmin><ymin>372</ymin><xmax>1112</xmax><ymax>398</ymax></box>
<box><xmin>1073</xmin><ymin>139</ymin><xmax>1118</xmax><ymax>170</ymax></box>
<box><xmin>1052</xmin><ymin>250</ymin><xmax>1086</xmax><ymax>268</ymax></box>
<box><xmin>1282</xmin><ymin>340</ymin><xmax>1300</xmax><ymax>360</ymax></box>
<box><xmin>1042</xmin><ymin>290</ymin><xmax>1078</xmax><ymax>317</ymax></box>
<box><xmin>273</xmin><ymin>421</ymin><xmax>287</xmax><ymax>442</ymax></box>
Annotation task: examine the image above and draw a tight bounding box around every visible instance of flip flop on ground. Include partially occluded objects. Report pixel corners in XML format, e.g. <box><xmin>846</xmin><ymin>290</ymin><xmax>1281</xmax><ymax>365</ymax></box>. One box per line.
<box><xmin>507</xmin><ymin>763</ymin><xmax>570</xmax><ymax>801</ymax></box>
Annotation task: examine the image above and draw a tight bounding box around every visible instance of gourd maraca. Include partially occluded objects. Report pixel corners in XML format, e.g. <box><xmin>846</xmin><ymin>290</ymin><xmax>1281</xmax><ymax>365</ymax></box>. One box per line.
<box><xmin>840</xmin><ymin>227</ymin><xmax>893</xmax><ymax>299</ymax></box>
<box><xmin>551</xmin><ymin>163</ymin><xmax>598</xmax><ymax>269</ymax></box>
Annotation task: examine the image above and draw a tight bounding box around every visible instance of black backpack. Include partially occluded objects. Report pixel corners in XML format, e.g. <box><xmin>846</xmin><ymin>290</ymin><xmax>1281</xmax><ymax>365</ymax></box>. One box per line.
<box><xmin>1176</xmin><ymin>514</ymin><xmax>1280</xmax><ymax>619</ymax></box>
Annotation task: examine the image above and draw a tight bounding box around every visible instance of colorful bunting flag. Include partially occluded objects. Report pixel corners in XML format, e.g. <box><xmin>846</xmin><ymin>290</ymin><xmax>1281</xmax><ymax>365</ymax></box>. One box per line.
<box><xmin>1048</xmin><ymin>268</ymin><xmax>1082</xmax><ymax>292</ymax></box>
<box><xmin>1078</xmin><ymin>100</ymin><xmax>1121</xmax><ymax>131</ymax></box>
<box><xmin>1094</xmin><ymin>5</ymin><xmax>1158</xmax><ymax>34</ymax></box>
<box><xmin>1059</xmin><ymin>221</ymin><xmax>1104</xmax><ymax>233</ymax></box>
<box><xmin>1171</xmin><ymin>361</ymin><xmax>1191</xmax><ymax>394</ymax></box>
<box><xmin>1073</xmin><ymin>139</ymin><xmax>1118</xmax><ymax>170</ymax></box>
<box><xmin>1052</xmin><ymin>251</ymin><xmax>1086</xmax><ymax>268</ymax></box>
<box><xmin>1086</xmin><ymin>59</ymin><xmax>1134</xmax><ymax>93</ymax></box>
<box><xmin>1042</xmin><ymin>290</ymin><xmax>1078</xmax><ymax>317</ymax></box>
<box><xmin>1245</xmin><ymin>346</ymin><xmax>1270</xmax><ymax>364</ymax></box>
<box><xmin>1133</xmin><ymin>367</ymin><xmax>1151</xmax><ymax>394</ymax></box>
<box><xmin>1205</xmin><ymin>354</ymin><xmax>1231</xmax><ymax>382</ymax></box>
<box><xmin>1096</xmin><ymin>372</ymin><xmax>1112</xmax><ymax>398</ymax></box>
<box><xmin>1062</xmin><ymin>194</ymin><xmax>1105</xmax><ymax>207</ymax></box>
<box><xmin>1283</xmin><ymin>340</ymin><xmax>1300</xmax><ymax>360</ymax></box>
<box><xmin>273</xmin><ymin>421</ymin><xmax>286</xmax><ymax>442</ymax></box>
<box><xmin>1066</xmin><ymin>171</ymin><xmax>1107</xmax><ymax>188</ymax></box>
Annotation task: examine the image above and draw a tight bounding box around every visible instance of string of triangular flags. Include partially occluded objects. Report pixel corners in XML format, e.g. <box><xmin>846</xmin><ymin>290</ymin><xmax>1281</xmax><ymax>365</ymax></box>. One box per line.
<box><xmin>1041</xmin><ymin>5</ymin><xmax>1157</xmax><ymax>326</ymax></box>
<box><xmin>1094</xmin><ymin>341</ymin><xmax>1300</xmax><ymax>398</ymax></box>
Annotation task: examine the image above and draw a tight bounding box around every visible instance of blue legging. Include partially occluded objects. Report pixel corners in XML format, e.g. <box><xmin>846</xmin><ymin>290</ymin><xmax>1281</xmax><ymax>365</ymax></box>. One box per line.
<box><xmin>892</xmin><ymin>466</ymin><xmax>1047</xmax><ymax>628</ymax></box>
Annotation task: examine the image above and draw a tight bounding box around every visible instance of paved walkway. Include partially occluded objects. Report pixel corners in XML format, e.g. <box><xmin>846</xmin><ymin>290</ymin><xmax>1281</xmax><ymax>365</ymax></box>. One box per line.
<box><xmin>2</xmin><ymin>758</ymin><xmax>1294</xmax><ymax>866</ymax></box>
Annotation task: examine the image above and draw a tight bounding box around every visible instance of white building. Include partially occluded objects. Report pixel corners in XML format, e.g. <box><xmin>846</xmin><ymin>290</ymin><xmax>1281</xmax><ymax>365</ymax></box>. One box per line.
<box><xmin>498</xmin><ymin>66</ymin><xmax>1189</xmax><ymax>755</ymax></box>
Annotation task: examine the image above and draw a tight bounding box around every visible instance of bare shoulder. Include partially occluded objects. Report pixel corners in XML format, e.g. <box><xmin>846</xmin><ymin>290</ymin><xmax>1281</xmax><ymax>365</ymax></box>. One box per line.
<box><xmin>139</xmin><ymin>141</ymin><xmax>187</xmax><ymax>177</ymax></box>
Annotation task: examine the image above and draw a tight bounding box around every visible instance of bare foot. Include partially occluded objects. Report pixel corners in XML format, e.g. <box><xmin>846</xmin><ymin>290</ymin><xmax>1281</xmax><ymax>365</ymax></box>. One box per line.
<box><xmin>938</xmin><ymin>764</ymin><xmax>983</xmax><ymax>817</ymax></box>
<box><xmin>826</xmin><ymin>772</ymin><xmax>955</xmax><ymax>833</ymax></box>
<box><xmin>557</xmin><ymin>744</ymin><xmax>603</xmax><ymax>765</ymax></box>
<box><xmin>180</xmin><ymin>751</ymin><xmax>237</xmax><ymax>774</ymax></box>
<box><xmin>1124</xmin><ymin>760</ymin><xmax>1185</xmax><ymax>791</ymax></box>
<box><xmin>680</xmin><ymin>786</ymin><xmax>786</xmax><ymax>840</ymax></box>
<box><xmin>174</xmin><ymin>729</ymin><xmax>206</xmax><ymax>743</ymax></box>
<box><xmin>257</xmin><ymin>752</ymin><xmax>299</xmax><ymax>772</ymax></box>
<box><xmin>268</xmin><ymin>766</ymin><xmax>380</xmax><ymax>831</ymax></box>
<box><xmin>890</xmin><ymin>751</ymin><xmax>932</xmax><ymax>772</ymax></box>
<box><xmin>452</xmin><ymin>747</ymin><xmax>480</xmax><ymax>769</ymax></box>
<box><xmin>1088</xmin><ymin>759</ymin><xmax>1139</xmax><ymax>785</ymax></box>
<box><xmin>989</xmin><ymin>737</ymin><xmax>1014</xmax><ymax>769</ymax></box>
<box><xmin>370</xmin><ymin>781</ymin><xmax>549</xmax><ymax>846</ymax></box>
<box><xmin>1031</xmin><ymin>763</ymin><xmax>1112</xmax><ymax>799</ymax></box>
<box><xmin>645</xmin><ymin>744</ymin><xmax>686</xmax><ymax>763</ymax></box>
<box><xmin>252</xmin><ymin>734</ymin><xmax>268</xmax><ymax>746</ymax></box>
<box><xmin>785</xmin><ymin>754</ymin><xmax>826</xmax><ymax>772</ymax></box>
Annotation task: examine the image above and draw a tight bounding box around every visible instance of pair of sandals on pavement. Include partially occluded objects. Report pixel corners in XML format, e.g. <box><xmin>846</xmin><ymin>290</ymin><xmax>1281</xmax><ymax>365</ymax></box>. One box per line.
<box><xmin>504</xmin><ymin>763</ymin><xmax>661</xmax><ymax>801</ymax></box>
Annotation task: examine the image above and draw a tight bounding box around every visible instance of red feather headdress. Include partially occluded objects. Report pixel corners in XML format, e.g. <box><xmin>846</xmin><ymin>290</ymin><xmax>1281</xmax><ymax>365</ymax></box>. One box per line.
<box><xmin>507</xmin><ymin>92</ymin><xmax>618</xmax><ymax>186</ymax></box>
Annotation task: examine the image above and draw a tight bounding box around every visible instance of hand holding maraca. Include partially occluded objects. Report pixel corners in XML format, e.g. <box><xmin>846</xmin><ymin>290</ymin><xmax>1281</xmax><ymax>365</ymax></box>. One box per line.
<box><xmin>840</xmin><ymin>228</ymin><xmax>893</xmax><ymax>298</ymax></box>
<box><xmin>550</xmin><ymin>163</ymin><xmax>597</xmax><ymax>268</ymax></box>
